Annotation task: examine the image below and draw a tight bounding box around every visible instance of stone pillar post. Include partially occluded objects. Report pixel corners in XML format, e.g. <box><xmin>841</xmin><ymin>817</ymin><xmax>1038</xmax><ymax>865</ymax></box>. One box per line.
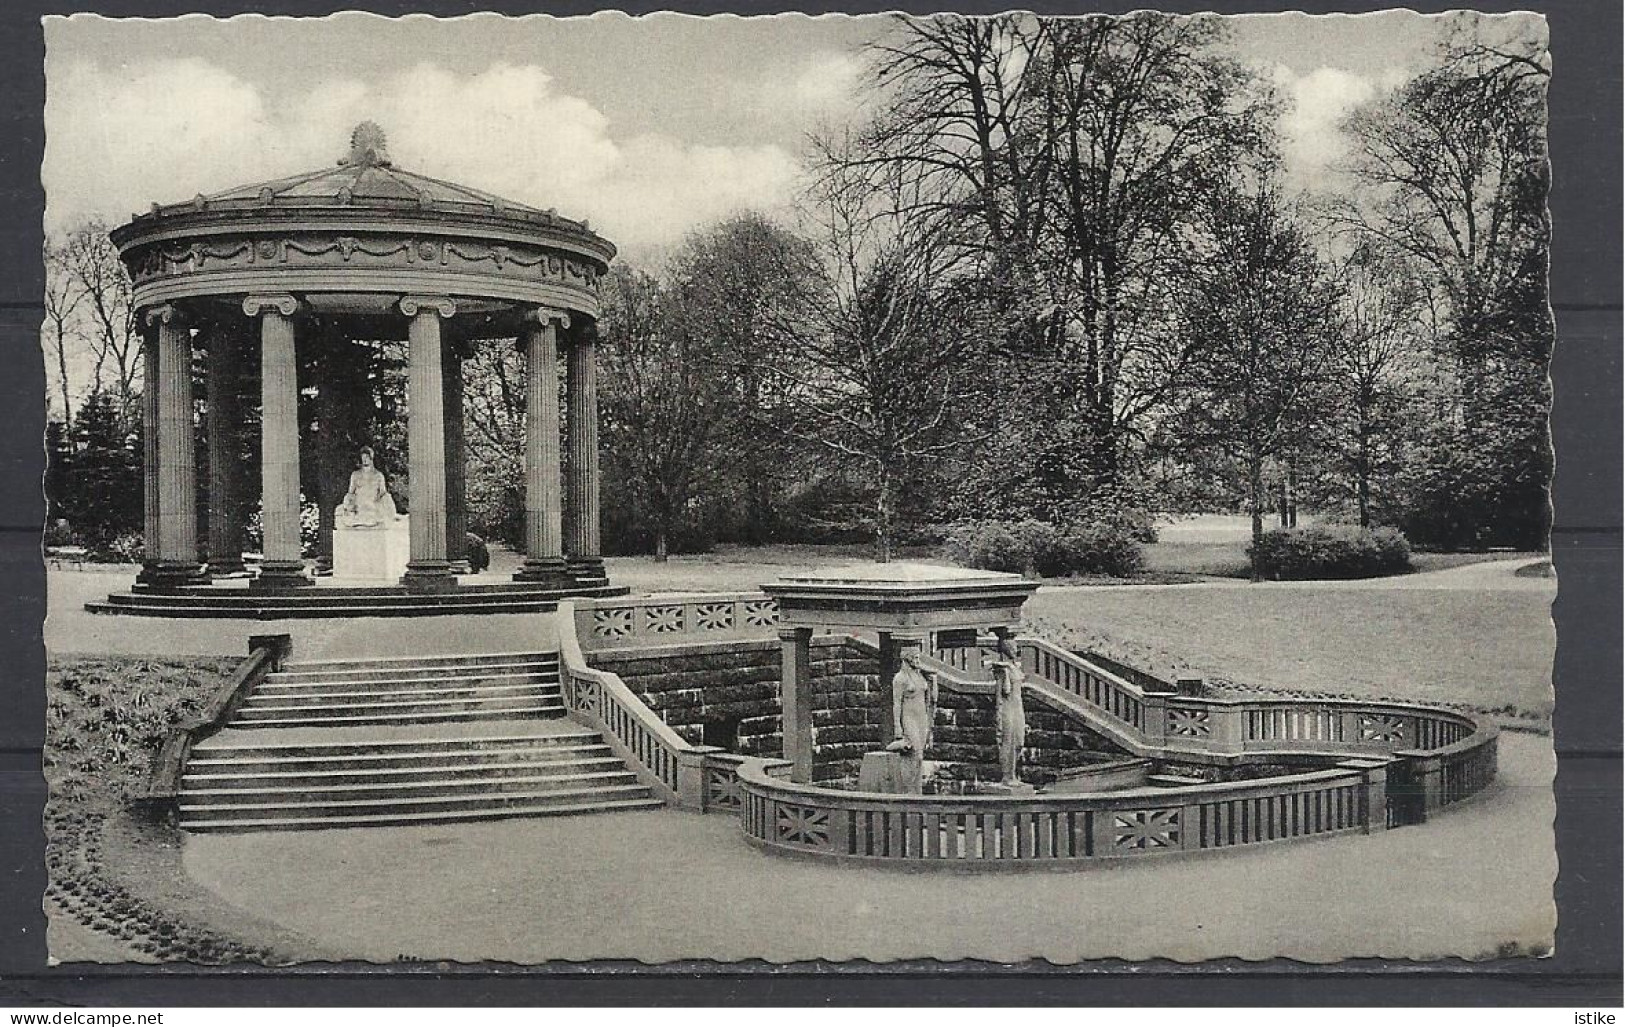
<box><xmin>564</xmin><ymin>321</ymin><xmax>605</xmax><ymax>587</ymax></box>
<box><xmin>779</xmin><ymin>626</ymin><xmax>815</xmax><ymax>784</ymax></box>
<box><xmin>205</xmin><ymin>318</ymin><xmax>245</xmax><ymax>575</ymax></box>
<box><xmin>443</xmin><ymin>337</ymin><xmax>469</xmax><ymax>574</ymax></box>
<box><xmin>401</xmin><ymin>296</ymin><xmax>457</xmax><ymax>592</ymax></box>
<box><xmin>143</xmin><ymin>303</ymin><xmax>207</xmax><ymax>587</ymax></box>
<box><xmin>136</xmin><ymin>316</ymin><xmax>163</xmax><ymax>586</ymax></box>
<box><xmin>246</xmin><ymin>295</ymin><xmax>308</xmax><ymax>589</ymax></box>
<box><xmin>516</xmin><ymin>308</ymin><xmax>569</xmax><ymax>584</ymax></box>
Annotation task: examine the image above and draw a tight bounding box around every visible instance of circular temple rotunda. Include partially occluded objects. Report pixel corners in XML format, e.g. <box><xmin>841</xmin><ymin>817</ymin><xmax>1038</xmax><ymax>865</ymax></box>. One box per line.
<box><xmin>95</xmin><ymin>123</ymin><xmax>624</xmax><ymax>615</ymax></box>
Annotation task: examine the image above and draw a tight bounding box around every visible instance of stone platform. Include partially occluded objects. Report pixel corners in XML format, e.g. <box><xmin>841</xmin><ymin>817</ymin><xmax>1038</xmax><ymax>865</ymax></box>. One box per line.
<box><xmin>86</xmin><ymin>579</ymin><xmax>628</xmax><ymax>619</ymax></box>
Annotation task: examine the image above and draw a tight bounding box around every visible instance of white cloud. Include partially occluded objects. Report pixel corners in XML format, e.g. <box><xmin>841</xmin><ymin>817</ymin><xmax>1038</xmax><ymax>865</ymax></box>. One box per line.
<box><xmin>1269</xmin><ymin>64</ymin><xmax>1407</xmax><ymax>190</ymax></box>
<box><xmin>44</xmin><ymin>57</ymin><xmax>802</xmax><ymax>257</ymax></box>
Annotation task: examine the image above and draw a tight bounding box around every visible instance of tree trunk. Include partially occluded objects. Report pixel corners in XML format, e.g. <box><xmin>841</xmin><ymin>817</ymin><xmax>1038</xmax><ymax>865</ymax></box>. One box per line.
<box><xmin>654</xmin><ymin>526</ymin><xmax>669</xmax><ymax>563</ymax></box>
<box><xmin>1357</xmin><ymin>432</ymin><xmax>1372</xmax><ymax>528</ymax></box>
<box><xmin>1249</xmin><ymin>452</ymin><xmax>1265</xmax><ymax>583</ymax></box>
<box><xmin>874</xmin><ymin>463</ymin><xmax>893</xmax><ymax>564</ymax></box>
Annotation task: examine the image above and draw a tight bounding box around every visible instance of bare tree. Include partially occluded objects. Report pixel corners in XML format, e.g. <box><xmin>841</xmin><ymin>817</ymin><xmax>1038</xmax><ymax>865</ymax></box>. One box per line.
<box><xmin>62</xmin><ymin>220</ymin><xmax>141</xmax><ymax>430</ymax></box>
<box><xmin>1326</xmin><ymin>244</ymin><xmax>1428</xmax><ymax>526</ymax></box>
<box><xmin>852</xmin><ymin>13</ymin><xmax>1275</xmax><ymax>502</ymax></box>
<box><xmin>776</xmin><ymin>156</ymin><xmax>986</xmax><ymax>561</ymax></box>
<box><xmin>43</xmin><ymin>237</ymin><xmax>85</xmax><ymax>429</ymax></box>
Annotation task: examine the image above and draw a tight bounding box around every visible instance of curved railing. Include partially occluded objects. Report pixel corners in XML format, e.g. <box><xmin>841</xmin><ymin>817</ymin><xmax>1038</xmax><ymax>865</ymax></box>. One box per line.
<box><xmin>734</xmin><ymin>635</ymin><xmax>1498</xmax><ymax>866</ymax></box>
<box><xmin>560</xmin><ymin>598</ymin><xmax>1498</xmax><ymax>858</ymax></box>
<box><xmin>737</xmin><ymin>756</ymin><xmax>1388</xmax><ymax>866</ymax></box>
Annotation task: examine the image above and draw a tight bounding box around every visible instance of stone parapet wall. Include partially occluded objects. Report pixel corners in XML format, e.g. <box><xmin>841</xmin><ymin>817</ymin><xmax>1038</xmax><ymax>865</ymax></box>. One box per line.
<box><xmin>591</xmin><ymin>637</ymin><xmax>884</xmax><ymax>782</ymax></box>
<box><xmin>591</xmin><ymin>636</ymin><xmax>1130</xmax><ymax>786</ymax></box>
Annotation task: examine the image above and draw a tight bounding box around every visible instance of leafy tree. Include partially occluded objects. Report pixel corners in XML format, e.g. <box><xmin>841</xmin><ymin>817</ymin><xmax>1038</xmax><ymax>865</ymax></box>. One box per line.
<box><xmin>1335</xmin><ymin>18</ymin><xmax>1551</xmax><ymax>548</ymax></box>
<box><xmin>665</xmin><ymin>214</ymin><xmax>820</xmax><ymax>543</ymax></box>
<box><xmin>598</xmin><ymin>265</ymin><xmax>729</xmax><ymax>561</ymax></box>
<box><xmin>1170</xmin><ymin>181</ymin><xmax>1341</xmax><ymax>579</ymax></box>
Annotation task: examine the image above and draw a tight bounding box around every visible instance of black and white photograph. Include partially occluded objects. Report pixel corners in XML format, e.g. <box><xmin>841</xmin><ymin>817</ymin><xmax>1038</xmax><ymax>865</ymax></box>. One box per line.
<box><xmin>38</xmin><ymin>9</ymin><xmax>1557</xmax><ymax>966</ymax></box>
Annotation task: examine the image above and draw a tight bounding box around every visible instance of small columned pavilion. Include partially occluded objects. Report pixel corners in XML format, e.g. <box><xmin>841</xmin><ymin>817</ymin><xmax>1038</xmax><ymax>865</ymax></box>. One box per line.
<box><xmin>104</xmin><ymin>123</ymin><xmax>618</xmax><ymax>606</ymax></box>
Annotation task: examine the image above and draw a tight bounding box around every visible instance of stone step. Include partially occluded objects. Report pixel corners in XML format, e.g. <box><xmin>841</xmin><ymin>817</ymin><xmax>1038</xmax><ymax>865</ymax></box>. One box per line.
<box><xmin>267</xmin><ymin>660</ymin><xmax>557</xmax><ymax>687</ymax></box>
<box><xmin>227</xmin><ymin>702</ymin><xmax>566</xmax><ymax>729</ymax></box>
<box><xmin>243</xmin><ymin>680</ymin><xmax>559</xmax><ymax>707</ymax></box>
<box><xmin>279</xmin><ymin>651</ymin><xmax>558</xmax><ymax>674</ymax></box>
<box><xmin>177</xmin><ymin>782</ymin><xmax>655</xmax><ymax>822</ymax></box>
<box><xmin>179</xmin><ymin>796</ymin><xmax>666</xmax><ymax>833</ymax></box>
<box><xmin>86</xmin><ymin>598</ymin><xmax>564</xmax><ymax>619</ymax></box>
<box><xmin>185</xmin><ymin>743</ymin><xmax>615</xmax><ymax>778</ymax></box>
<box><xmin>190</xmin><ymin>728</ymin><xmax>602</xmax><ymax>762</ymax></box>
<box><xmin>182</xmin><ymin>753</ymin><xmax>628</xmax><ymax>788</ymax></box>
<box><xmin>181</xmin><ymin>769</ymin><xmax>644</xmax><ymax>805</ymax></box>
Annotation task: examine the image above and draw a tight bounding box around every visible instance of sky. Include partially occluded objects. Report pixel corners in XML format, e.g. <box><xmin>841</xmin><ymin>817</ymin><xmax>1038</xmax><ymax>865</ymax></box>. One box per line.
<box><xmin>43</xmin><ymin>11</ymin><xmax>1543</xmax><ymax>267</ymax></box>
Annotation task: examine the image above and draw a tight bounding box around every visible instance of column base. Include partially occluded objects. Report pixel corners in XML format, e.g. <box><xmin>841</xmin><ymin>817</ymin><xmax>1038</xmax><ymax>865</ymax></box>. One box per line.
<box><xmin>207</xmin><ymin>556</ymin><xmax>248</xmax><ymax>575</ymax></box>
<box><xmin>448</xmin><ymin>559</ymin><xmax>473</xmax><ymax>575</ymax></box>
<box><xmin>136</xmin><ymin>561</ymin><xmax>211</xmax><ymax>589</ymax></box>
<box><xmin>514</xmin><ymin>555</ymin><xmax>571</xmax><ymax>586</ymax></box>
<box><xmin>566</xmin><ymin>556</ymin><xmax>608</xmax><ymax>588</ymax></box>
<box><xmin>402</xmin><ymin>561</ymin><xmax>459</xmax><ymax>593</ymax></box>
<box><xmin>253</xmin><ymin>561</ymin><xmax>312</xmax><ymax>590</ymax></box>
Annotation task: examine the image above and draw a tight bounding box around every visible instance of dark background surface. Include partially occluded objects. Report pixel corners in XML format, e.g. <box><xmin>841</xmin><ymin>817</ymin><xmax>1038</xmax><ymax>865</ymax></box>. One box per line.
<box><xmin>0</xmin><ymin>0</ymin><xmax>1618</xmax><ymax>1006</ymax></box>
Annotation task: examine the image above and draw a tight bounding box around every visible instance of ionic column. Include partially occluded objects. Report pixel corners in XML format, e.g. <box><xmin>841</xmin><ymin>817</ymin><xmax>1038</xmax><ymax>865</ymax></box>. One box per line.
<box><xmin>146</xmin><ymin>303</ymin><xmax>207</xmax><ymax>587</ymax></box>
<box><xmin>136</xmin><ymin>316</ymin><xmax>162</xmax><ymax>586</ymax></box>
<box><xmin>779</xmin><ymin>626</ymin><xmax>815</xmax><ymax>784</ymax></box>
<box><xmin>443</xmin><ymin>337</ymin><xmax>469</xmax><ymax>574</ymax></box>
<box><xmin>401</xmin><ymin>295</ymin><xmax>457</xmax><ymax>591</ymax></box>
<box><xmin>515</xmin><ymin>308</ymin><xmax>568</xmax><ymax>584</ymax></box>
<box><xmin>205</xmin><ymin>320</ymin><xmax>244</xmax><ymax>575</ymax></box>
<box><xmin>245</xmin><ymin>294</ymin><xmax>309</xmax><ymax>589</ymax></box>
<box><xmin>564</xmin><ymin>321</ymin><xmax>604</xmax><ymax>586</ymax></box>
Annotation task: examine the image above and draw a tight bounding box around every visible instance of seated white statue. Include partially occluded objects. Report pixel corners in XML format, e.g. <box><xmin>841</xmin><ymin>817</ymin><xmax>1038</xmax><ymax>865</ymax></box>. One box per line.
<box><xmin>336</xmin><ymin>447</ymin><xmax>401</xmax><ymax>529</ymax></box>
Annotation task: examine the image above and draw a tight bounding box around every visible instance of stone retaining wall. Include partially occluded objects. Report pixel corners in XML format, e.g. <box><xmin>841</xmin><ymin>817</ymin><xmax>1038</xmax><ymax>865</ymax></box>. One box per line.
<box><xmin>592</xmin><ymin>638</ymin><xmax>1128</xmax><ymax>785</ymax></box>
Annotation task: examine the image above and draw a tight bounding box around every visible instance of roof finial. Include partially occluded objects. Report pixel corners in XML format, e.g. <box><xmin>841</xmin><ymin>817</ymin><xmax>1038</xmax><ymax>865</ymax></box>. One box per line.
<box><xmin>341</xmin><ymin>121</ymin><xmax>392</xmax><ymax>168</ymax></box>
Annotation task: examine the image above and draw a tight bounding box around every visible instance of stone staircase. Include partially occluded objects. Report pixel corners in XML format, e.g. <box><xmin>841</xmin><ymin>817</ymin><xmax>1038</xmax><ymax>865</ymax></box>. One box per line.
<box><xmin>178</xmin><ymin>651</ymin><xmax>663</xmax><ymax>832</ymax></box>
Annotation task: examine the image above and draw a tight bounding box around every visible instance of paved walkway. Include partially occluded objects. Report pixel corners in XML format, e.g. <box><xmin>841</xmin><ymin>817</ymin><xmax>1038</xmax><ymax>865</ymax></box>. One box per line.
<box><xmin>179</xmin><ymin>732</ymin><xmax>1554</xmax><ymax>965</ymax></box>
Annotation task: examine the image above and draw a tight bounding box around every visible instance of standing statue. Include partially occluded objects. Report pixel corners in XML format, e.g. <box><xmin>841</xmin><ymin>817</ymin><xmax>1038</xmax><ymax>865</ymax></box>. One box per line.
<box><xmin>989</xmin><ymin>636</ymin><xmax>1028</xmax><ymax>786</ymax></box>
<box><xmin>336</xmin><ymin>447</ymin><xmax>400</xmax><ymax>528</ymax></box>
<box><xmin>887</xmin><ymin>650</ymin><xmax>938</xmax><ymax>759</ymax></box>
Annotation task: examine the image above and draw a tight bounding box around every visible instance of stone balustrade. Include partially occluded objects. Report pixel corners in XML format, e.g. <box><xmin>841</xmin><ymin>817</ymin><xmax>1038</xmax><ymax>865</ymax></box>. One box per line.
<box><xmin>557</xmin><ymin>598</ymin><xmax>1499</xmax><ymax>862</ymax></box>
<box><xmin>575</xmin><ymin>592</ymin><xmax>782</xmax><ymax>651</ymax></box>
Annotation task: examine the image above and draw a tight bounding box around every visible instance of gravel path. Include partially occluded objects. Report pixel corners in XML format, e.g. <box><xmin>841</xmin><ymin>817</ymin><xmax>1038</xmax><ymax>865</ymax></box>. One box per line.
<box><xmin>177</xmin><ymin>732</ymin><xmax>1553</xmax><ymax>965</ymax></box>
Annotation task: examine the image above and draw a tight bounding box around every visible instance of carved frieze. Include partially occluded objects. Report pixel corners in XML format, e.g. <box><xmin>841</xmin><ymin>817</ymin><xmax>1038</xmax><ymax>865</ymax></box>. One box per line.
<box><xmin>124</xmin><ymin>232</ymin><xmax>604</xmax><ymax>292</ymax></box>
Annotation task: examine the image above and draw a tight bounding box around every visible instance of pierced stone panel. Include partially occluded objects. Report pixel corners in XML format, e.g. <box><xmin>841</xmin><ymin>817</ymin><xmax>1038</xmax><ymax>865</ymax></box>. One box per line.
<box><xmin>644</xmin><ymin>605</ymin><xmax>685</xmax><ymax>634</ymax></box>
<box><xmin>775</xmin><ymin>804</ymin><xmax>832</xmax><ymax>848</ymax></box>
<box><xmin>1167</xmin><ymin>708</ymin><xmax>1212</xmax><ymax>738</ymax></box>
<box><xmin>592</xmin><ymin>607</ymin><xmax>634</xmax><ymax>639</ymax></box>
<box><xmin>742</xmin><ymin>599</ymin><xmax>779</xmax><ymax>628</ymax></box>
<box><xmin>1113</xmin><ymin>808</ymin><xmax>1181</xmax><ymax>851</ymax></box>
<box><xmin>705</xmin><ymin>767</ymin><xmax>744</xmax><ymax>810</ymax></box>
<box><xmin>694</xmin><ymin>602</ymin><xmax>735</xmax><ymax>631</ymax></box>
<box><xmin>1358</xmin><ymin>714</ymin><xmax>1410</xmax><ymax>744</ymax></box>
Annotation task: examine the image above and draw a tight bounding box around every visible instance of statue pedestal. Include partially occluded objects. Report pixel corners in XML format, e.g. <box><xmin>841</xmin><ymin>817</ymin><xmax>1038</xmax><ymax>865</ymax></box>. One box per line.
<box><xmin>333</xmin><ymin>519</ymin><xmax>410</xmax><ymax>582</ymax></box>
<box><xmin>858</xmin><ymin>750</ymin><xmax>921</xmax><ymax>795</ymax></box>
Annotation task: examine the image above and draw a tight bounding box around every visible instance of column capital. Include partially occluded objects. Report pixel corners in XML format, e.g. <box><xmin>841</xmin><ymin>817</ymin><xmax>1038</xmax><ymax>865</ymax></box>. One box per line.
<box><xmin>142</xmin><ymin>302</ymin><xmax>188</xmax><ymax>327</ymax></box>
<box><xmin>521</xmin><ymin>305</ymin><xmax>572</xmax><ymax>329</ymax></box>
<box><xmin>399</xmin><ymin>295</ymin><xmax>457</xmax><ymax>318</ymax></box>
<box><xmin>242</xmin><ymin>293</ymin><xmax>300</xmax><ymax>318</ymax></box>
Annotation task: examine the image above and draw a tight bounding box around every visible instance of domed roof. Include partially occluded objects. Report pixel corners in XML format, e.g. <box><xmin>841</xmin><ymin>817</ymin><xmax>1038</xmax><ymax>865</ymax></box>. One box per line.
<box><xmin>116</xmin><ymin>121</ymin><xmax>612</xmax><ymax>262</ymax></box>
<box><xmin>195</xmin><ymin>122</ymin><xmax>561</xmax><ymax>222</ymax></box>
<box><xmin>110</xmin><ymin>122</ymin><xmax>615</xmax><ymax>318</ymax></box>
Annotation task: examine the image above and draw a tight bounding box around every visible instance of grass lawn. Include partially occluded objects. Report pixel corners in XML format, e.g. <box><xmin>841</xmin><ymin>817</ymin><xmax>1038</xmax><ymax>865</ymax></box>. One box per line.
<box><xmin>1024</xmin><ymin>583</ymin><xmax>1554</xmax><ymax>718</ymax></box>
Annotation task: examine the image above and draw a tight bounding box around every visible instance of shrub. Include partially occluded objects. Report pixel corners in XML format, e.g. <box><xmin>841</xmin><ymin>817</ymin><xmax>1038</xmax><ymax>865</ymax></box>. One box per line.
<box><xmin>1249</xmin><ymin>524</ymin><xmax>1412</xmax><ymax>580</ymax></box>
<box><xmin>943</xmin><ymin>518</ymin><xmax>1145</xmax><ymax>578</ymax></box>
